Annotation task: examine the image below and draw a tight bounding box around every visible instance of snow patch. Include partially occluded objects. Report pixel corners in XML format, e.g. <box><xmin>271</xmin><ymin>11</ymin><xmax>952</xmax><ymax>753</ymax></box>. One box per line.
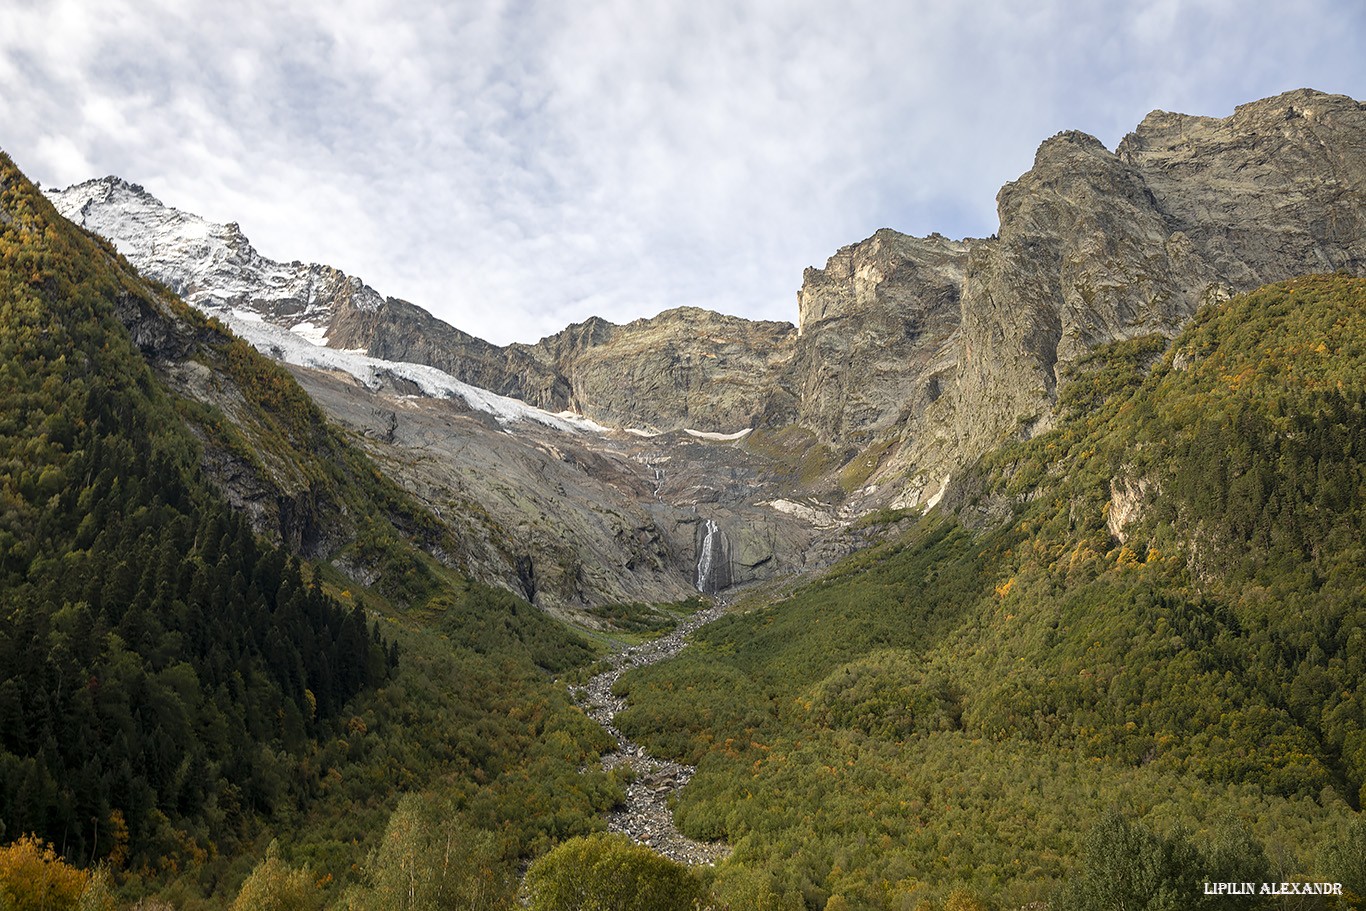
<box><xmin>45</xmin><ymin>178</ymin><xmax>614</xmax><ymax>435</ymax></box>
<box><xmin>290</xmin><ymin>321</ymin><xmax>329</xmax><ymax>345</ymax></box>
<box><xmin>925</xmin><ymin>475</ymin><xmax>950</xmax><ymax>510</ymax></box>
<box><xmin>684</xmin><ymin>428</ymin><xmax>752</xmax><ymax>441</ymax></box>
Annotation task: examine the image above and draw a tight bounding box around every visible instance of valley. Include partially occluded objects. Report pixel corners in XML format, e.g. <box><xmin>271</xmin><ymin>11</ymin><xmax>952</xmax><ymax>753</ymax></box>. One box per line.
<box><xmin>46</xmin><ymin>89</ymin><xmax>1366</xmax><ymax>618</ymax></box>
<box><xmin>2</xmin><ymin>87</ymin><xmax>1366</xmax><ymax>910</ymax></box>
<box><xmin>571</xmin><ymin>598</ymin><xmax>732</xmax><ymax>865</ymax></box>
<box><xmin>280</xmin><ymin>359</ymin><xmax>860</xmax><ymax>612</ymax></box>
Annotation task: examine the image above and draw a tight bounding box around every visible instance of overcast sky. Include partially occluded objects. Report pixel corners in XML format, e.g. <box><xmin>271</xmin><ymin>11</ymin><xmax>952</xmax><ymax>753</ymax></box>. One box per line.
<box><xmin>3</xmin><ymin>0</ymin><xmax>1364</xmax><ymax>345</ymax></box>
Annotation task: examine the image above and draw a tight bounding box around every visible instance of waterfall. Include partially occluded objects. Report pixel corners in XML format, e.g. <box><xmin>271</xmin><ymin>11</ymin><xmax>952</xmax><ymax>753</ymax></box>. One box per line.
<box><xmin>696</xmin><ymin>520</ymin><xmax>717</xmax><ymax>591</ymax></box>
<box><xmin>695</xmin><ymin>518</ymin><xmax>728</xmax><ymax>593</ymax></box>
<box><xmin>642</xmin><ymin>460</ymin><xmax>666</xmax><ymax>503</ymax></box>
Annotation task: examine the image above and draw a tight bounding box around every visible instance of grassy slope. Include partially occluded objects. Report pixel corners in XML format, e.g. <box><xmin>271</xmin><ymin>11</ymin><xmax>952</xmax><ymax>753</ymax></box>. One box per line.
<box><xmin>615</xmin><ymin>275</ymin><xmax>1366</xmax><ymax>909</ymax></box>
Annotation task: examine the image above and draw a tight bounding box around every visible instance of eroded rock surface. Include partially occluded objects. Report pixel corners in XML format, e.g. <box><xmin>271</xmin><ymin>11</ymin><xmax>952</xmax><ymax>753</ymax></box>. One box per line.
<box><xmin>286</xmin><ymin>363</ymin><xmax>833</xmax><ymax>611</ymax></box>
<box><xmin>893</xmin><ymin>89</ymin><xmax>1366</xmax><ymax>504</ymax></box>
<box><xmin>794</xmin><ymin>229</ymin><xmax>968</xmax><ymax>444</ymax></box>
<box><xmin>49</xmin><ymin>89</ymin><xmax>1366</xmax><ymax>599</ymax></box>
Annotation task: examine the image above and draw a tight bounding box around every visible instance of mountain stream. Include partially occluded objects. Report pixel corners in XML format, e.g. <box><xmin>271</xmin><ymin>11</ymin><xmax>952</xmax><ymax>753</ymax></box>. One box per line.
<box><xmin>571</xmin><ymin>601</ymin><xmax>732</xmax><ymax>865</ymax></box>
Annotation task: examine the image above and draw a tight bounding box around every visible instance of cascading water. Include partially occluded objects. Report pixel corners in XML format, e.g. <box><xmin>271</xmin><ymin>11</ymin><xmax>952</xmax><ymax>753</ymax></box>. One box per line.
<box><xmin>695</xmin><ymin>518</ymin><xmax>729</xmax><ymax>593</ymax></box>
<box><xmin>640</xmin><ymin>459</ymin><xmax>666</xmax><ymax>503</ymax></box>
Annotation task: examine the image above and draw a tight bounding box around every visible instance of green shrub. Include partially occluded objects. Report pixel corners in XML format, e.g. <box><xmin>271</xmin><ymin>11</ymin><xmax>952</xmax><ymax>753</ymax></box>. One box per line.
<box><xmin>524</xmin><ymin>833</ymin><xmax>704</xmax><ymax>911</ymax></box>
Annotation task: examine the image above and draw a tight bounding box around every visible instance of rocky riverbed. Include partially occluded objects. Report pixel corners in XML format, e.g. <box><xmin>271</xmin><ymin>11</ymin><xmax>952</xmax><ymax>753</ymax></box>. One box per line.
<box><xmin>571</xmin><ymin>601</ymin><xmax>732</xmax><ymax>866</ymax></box>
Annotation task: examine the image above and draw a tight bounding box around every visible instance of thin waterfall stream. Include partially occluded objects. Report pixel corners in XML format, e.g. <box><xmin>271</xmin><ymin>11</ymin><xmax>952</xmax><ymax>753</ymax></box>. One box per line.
<box><xmin>694</xmin><ymin>518</ymin><xmax>731</xmax><ymax>594</ymax></box>
<box><xmin>570</xmin><ymin>600</ymin><xmax>732</xmax><ymax>866</ymax></box>
<box><xmin>696</xmin><ymin>519</ymin><xmax>719</xmax><ymax>591</ymax></box>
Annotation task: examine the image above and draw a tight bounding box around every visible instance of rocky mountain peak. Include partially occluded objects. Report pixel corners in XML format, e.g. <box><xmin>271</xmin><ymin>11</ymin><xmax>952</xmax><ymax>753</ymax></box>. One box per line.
<box><xmin>1032</xmin><ymin>128</ymin><xmax>1110</xmax><ymax>162</ymax></box>
<box><xmin>63</xmin><ymin>174</ymin><xmax>163</xmax><ymax>208</ymax></box>
<box><xmin>528</xmin><ymin>305</ymin><xmax>799</xmax><ymax>433</ymax></box>
<box><xmin>878</xmin><ymin>89</ymin><xmax>1366</xmax><ymax>503</ymax></box>
<box><xmin>45</xmin><ymin>88</ymin><xmax>1366</xmax><ymax>532</ymax></box>
<box><xmin>793</xmin><ymin>228</ymin><xmax>969</xmax><ymax>443</ymax></box>
<box><xmin>1114</xmin><ymin>88</ymin><xmax>1366</xmax><ymax>281</ymax></box>
<box><xmin>49</xmin><ymin>178</ymin><xmax>391</xmax><ymax>339</ymax></box>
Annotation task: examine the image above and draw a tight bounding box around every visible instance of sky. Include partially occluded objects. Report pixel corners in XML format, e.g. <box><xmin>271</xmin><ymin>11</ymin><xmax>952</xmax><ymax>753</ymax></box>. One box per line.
<box><xmin>2</xmin><ymin>1</ymin><xmax>1364</xmax><ymax>345</ymax></box>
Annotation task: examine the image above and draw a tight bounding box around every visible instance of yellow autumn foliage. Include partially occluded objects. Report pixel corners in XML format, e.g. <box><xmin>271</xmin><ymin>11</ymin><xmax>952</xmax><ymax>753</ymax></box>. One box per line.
<box><xmin>0</xmin><ymin>835</ymin><xmax>89</xmax><ymax>911</ymax></box>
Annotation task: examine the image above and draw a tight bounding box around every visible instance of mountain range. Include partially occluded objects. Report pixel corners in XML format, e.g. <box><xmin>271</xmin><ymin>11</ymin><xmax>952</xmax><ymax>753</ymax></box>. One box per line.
<box><xmin>3</xmin><ymin>87</ymin><xmax>1366</xmax><ymax>909</ymax></box>
<box><xmin>44</xmin><ymin>87</ymin><xmax>1366</xmax><ymax>614</ymax></box>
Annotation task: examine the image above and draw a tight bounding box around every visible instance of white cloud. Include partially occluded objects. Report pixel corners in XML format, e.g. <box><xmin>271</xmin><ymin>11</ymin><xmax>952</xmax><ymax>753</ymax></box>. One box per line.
<box><xmin>3</xmin><ymin>0</ymin><xmax>1365</xmax><ymax>344</ymax></box>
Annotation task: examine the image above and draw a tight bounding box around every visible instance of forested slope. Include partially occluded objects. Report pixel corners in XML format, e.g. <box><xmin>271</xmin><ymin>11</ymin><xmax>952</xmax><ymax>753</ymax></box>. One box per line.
<box><xmin>0</xmin><ymin>153</ymin><xmax>621</xmax><ymax>907</ymax></box>
<box><xmin>614</xmin><ymin>275</ymin><xmax>1366</xmax><ymax>909</ymax></box>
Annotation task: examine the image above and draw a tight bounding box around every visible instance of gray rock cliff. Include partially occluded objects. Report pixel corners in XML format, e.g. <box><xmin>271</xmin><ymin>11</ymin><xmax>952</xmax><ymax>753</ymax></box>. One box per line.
<box><xmin>45</xmin><ymin>88</ymin><xmax>1366</xmax><ymax>602</ymax></box>
<box><xmin>887</xmin><ymin>89</ymin><xmax>1366</xmax><ymax>505</ymax></box>
<box><xmin>527</xmin><ymin>308</ymin><xmax>798</xmax><ymax>433</ymax></box>
<box><xmin>793</xmin><ymin>228</ymin><xmax>969</xmax><ymax>444</ymax></box>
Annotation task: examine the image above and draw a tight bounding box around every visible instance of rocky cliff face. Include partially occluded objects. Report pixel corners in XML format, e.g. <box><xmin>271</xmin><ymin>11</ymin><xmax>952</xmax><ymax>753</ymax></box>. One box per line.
<box><xmin>886</xmin><ymin>89</ymin><xmax>1366</xmax><ymax>504</ymax></box>
<box><xmin>527</xmin><ymin>308</ymin><xmax>799</xmax><ymax>433</ymax></box>
<box><xmin>323</xmin><ymin>294</ymin><xmax>574</xmax><ymax>410</ymax></box>
<box><xmin>1118</xmin><ymin>91</ymin><xmax>1366</xmax><ymax>282</ymax></box>
<box><xmin>792</xmin><ymin>229</ymin><xmax>969</xmax><ymax>444</ymax></box>
<box><xmin>60</xmin><ymin>91</ymin><xmax>1366</xmax><ymax>474</ymax></box>
<box><xmin>45</xmin><ymin>88</ymin><xmax>1366</xmax><ymax>602</ymax></box>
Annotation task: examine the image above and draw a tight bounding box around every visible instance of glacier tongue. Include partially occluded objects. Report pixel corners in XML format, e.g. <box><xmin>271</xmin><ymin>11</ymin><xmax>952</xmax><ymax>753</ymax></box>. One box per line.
<box><xmin>217</xmin><ymin>308</ymin><xmax>608</xmax><ymax>433</ymax></box>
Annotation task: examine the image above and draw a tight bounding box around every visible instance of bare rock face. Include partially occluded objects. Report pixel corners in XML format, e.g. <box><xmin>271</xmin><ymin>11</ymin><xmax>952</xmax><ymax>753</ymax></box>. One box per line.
<box><xmin>895</xmin><ymin>89</ymin><xmax>1366</xmax><ymax>503</ymax></box>
<box><xmin>528</xmin><ymin>308</ymin><xmax>799</xmax><ymax>433</ymax></box>
<box><xmin>939</xmin><ymin>129</ymin><xmax>1221</xmax><ymax>464</ymax></box>
<box><xmin>793</xmin><ymin>229</ymin><xmax>968</xmax><ymax>444</ymax></box>
<box><xmin>325</xmin><ymin>295</ymin><xmax>573</xmax><ymax>410</ymax></box>
<box><xmin>1117</xmin><ymin>89</ymin><xmax>1366</xmax><ymax>283</ymax></box>
<box><xmin>278</xmin><ymin>364</ymin><xmax>830</xmax><ymax>610</ymax></box>
<box><xmin>46</xmin><ymin>89</ymin><xmax>1366</xmax><ymax>603</ymax></box>
<box><xmin>299</xmin><ymin>303</ymin><xmax>801</xmax><ymax>436</ymax></box>
<box><xmin>1108</xmin><ymin>475</ymin><xmax>1156</xmax><ymax>545</ymax></box>
<box><xmin>351</xmin><ymin>306</ymin><xmax>799</xmax><ymax>435</ymax></box>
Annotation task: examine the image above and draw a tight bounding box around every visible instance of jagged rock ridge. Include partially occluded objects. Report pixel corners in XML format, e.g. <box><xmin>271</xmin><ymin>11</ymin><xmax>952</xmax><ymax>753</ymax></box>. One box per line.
<box><xmin>890</xmin><ymin>88</ymin><xmax>1366</xmax><ymax>503</ymax></box>
<box><xmin>46</xmin><ymin>88</ymin><xmax>1366</xmax><ymax>601</ymax></box>
<box><xmin>51</xmin><ymin>179</ymin><xmax>801</xmax><ymax>434</ymax></box>
<box><xmin>794</xmin><ymin>229</ymin><xmax>969</xmax><ymax>444</ymax></box>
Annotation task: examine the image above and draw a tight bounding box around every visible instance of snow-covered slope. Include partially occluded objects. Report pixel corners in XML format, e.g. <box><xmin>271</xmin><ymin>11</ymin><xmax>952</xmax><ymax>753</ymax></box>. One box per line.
<box><xmin>50</xmin><ymin>177</ymin><xmax>382</xmax><ymax>332</ymax></box>
<box><xmin>224</xmin><ymin>308</ymin><xmax>606</xmax><ymax>433</ymax></box>
<box><xmin>48</xmin><ymin>177</ymin><xmax>606</xmax><ymax>433</ymax></box>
